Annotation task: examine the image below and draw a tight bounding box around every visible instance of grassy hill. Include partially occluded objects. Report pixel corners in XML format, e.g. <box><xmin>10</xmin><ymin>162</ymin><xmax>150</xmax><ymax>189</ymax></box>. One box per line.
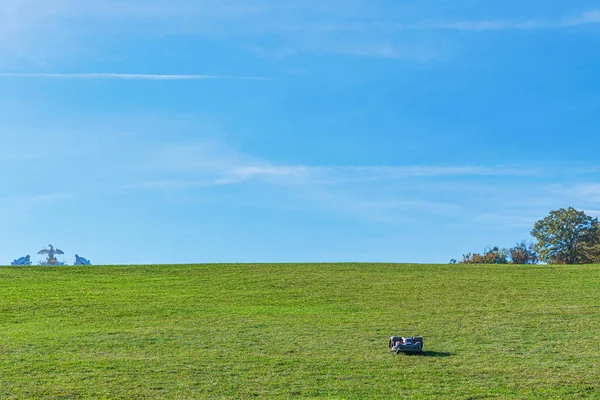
<box><xmin>0</xmin><ymin>263</ymin><xmax>599</xmax><ymax>399</ymax></box>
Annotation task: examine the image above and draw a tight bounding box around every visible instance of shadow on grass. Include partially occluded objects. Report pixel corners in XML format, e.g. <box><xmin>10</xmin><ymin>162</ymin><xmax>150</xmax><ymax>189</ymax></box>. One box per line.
<box><xmin>402</xmin><ymin>351</ymin><xmax>452</xmax><ymax>357</ymax></box>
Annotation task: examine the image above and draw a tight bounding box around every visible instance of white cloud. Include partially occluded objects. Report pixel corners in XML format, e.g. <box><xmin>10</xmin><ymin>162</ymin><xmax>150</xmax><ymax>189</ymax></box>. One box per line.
<box><xmin>571</xmin><ymin>184</ymin><xmax>600</xmax><ymax>202</ymax></box>
<box><xmin>398</xmin><ymin>10</ymin><xmax>600</xmax><ymax>31</ymax></box>
<box><xmin>133</xmin><ymin>140</ymin><xmax>543</xmax><ymax>192</ymax></box>
<box><xmin>231</xmin><ymin>166</ymin><xmax>309</xmax><ymax>178</ymax></box>
<box><xmin>0</xmin><ymin>73</ymin><xmax>272</xmax><ymax>80</ymax></box>
<box><xmin>225</xmin><ymin>164</ymin><xmax>538</xmax><ymax>185</ymax></box>
<box><xmin>119</xmin><ymin>139</ymin><xmax>600</xmax><ymax>228</ymax></box>
<box><xmin>148</xmin><ymin>144</ymin><xmax>538</xmax><ymax>182</ymax></box>
<box><xmin>327</xmin><ymin>42</ymin><xmax>442</xmax><ymax>61</ymax></box>
<box><xmin>138</xmin><ymin>162</ymin><xmax>537</xmax><ymax>189</ymax></box>
<box><xmin>4</xmin><ymin>0</ymin><xmax>597</xmax><ymax>65</ymax></box>
<box><xmin>563</xmin><ymin>10</ymin><xmax>600</xmax><ymax>27</ymax></box>
<box><xmin>123</xmin><ymin>179</ymin><xmax>234</xmax><ymax>190</ymax></box>
<box><xmin>326</xmin><ymin>165</ymin><xmax>535</xmax><ymax>178</ymax></box>
<box><xmin>5</xmin><ymin>125</ymin><xmax>600</xmax><ymax>232</ymax></box>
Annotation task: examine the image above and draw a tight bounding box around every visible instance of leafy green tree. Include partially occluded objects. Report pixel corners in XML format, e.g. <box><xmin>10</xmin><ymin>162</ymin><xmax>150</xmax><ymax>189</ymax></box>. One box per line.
<box><xmin>508</xmin><ymin>240</ymin><xmax>539</xmax><ymax>265</ymax></box>
<box><xmin>530</xmin><ymin>207</ymin><xmax>600</xmax><ymax>264</ymax></box>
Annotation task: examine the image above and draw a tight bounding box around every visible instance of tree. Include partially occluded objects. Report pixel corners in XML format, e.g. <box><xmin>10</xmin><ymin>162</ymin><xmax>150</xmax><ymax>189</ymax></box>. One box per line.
<box><xmin>458</xmin><ymin>242</ymin><xmax>539</xmax><ymax>265</ymax></box>
<box><xmin>460</xmin><ymin>246</ymin><xmax>509</xmax><ymax>264</ymax></box>
<box><xmin>508</xmin><ymin>240</ymin><xmax>539</xmax><ymax>265</ymax></box>
<box><xmin>530</xmin><ymin>207</ymin><xmax>600</xmax><ymax>264</ymax></box>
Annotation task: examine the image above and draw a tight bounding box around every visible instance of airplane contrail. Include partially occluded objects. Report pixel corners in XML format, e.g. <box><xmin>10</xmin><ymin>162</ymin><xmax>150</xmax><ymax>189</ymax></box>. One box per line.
<box><xmin>0</xmin><ymin>73</ymin><xmax>273</xmax><ymax>80</ymax></box>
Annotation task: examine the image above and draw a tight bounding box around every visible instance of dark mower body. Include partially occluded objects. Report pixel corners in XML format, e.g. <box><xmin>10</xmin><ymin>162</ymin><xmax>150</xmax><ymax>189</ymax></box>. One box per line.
<box><xmin>389</xmin><ymin>336</ymin><xmax>423</xmax><ymax>353</ymax></box>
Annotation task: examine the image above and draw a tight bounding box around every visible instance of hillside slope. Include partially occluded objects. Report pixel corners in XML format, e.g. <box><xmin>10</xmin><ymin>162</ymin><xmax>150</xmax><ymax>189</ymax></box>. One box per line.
<box><xmin>0</xmin><ymin>263</ymin><xmax>599</xmax><ymax>399</ymax></box>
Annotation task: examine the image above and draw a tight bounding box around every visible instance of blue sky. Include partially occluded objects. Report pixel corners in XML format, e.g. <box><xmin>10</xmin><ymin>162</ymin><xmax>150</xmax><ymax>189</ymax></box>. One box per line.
<box><xmin>1</xmin><ymin>0</ymin><xmax>599</xmax><ymax>265</ymax></box>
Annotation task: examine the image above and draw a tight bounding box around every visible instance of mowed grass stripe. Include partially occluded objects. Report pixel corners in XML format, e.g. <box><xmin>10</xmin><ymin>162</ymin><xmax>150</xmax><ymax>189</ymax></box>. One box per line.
<box><xmin>0</xmin><ymin>263</ymin><xmax>599</xmax><ymax>399</ymax></box>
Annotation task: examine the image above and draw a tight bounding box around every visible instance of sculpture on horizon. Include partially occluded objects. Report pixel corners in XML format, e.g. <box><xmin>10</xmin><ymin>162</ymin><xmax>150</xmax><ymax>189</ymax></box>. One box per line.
<box><xmin>11</xmin><ymin>255</ymin><xmax>32</xmax><ymax>266</ymax></box>
<box><xmin>74</xmin><ymin>254</ymin><xmax>92</xmax><ymax>265</ymax></box>
<box><xmin>6</xmin><ymin>245</ymin><xmax>93</xmax><ymax>267</ymax></box>
<box><xmin>37</xmin><ymin>244</ymin><xmax>66</xmax><ymax>266</ymax></box>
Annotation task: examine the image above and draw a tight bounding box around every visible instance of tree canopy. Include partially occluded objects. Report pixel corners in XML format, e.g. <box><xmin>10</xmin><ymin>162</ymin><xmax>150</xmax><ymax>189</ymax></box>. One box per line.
<box><xmin>530</xmin><ymin>207</ymin><xmax>600</xmax><ymax>264</ymax></box>
<box><xmin>459</xmin><ymin>242</ymin><xmax>537</xmax><ymax>265</ymax></box>
<box><xmin>454</xmin><ymin>207</ymin><xmax>600</xmax><ymax>265</ymax></box>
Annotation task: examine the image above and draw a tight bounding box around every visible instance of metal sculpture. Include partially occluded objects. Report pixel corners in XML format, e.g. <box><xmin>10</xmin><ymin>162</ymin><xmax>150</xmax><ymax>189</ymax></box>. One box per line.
<box><xmin>7</xmin><ymin>245</ymin><xmax>93</xmax><ymax>266</ymax></box>
<box><xmin>11</xmin><ymin>255</ymin><xmax>32</xmax><ymax>266</ymax></box>
<box><xmin>37</xmin><ymin>244</ymin><xmax>67</xmax><ymax>266</ymax></box>
<box><xmin>74</xmin><ymin>254</ymin><xmax>92</xmax><ymax>265</ymax></box>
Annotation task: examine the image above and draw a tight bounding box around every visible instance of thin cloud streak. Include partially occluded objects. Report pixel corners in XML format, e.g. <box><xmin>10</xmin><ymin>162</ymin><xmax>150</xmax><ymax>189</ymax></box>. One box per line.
<box><xmin>127</xmin><ymin>163</ymin><xmax>539</xmax><ymax>194</ymax></box>
<box><xmin>123</xmin><ymin>179</ymin><xmax>236</xmax><ymax>190</ymax></box>
<box><xmin>290</xmin><ymin>10</ymin><xmax>600</xmax><ymax>33</ymax></box>
<box><xmin>0</xmin><ymin>73</ymin><xmax>273</xmax><ymax>81</ymax></box>
<box><xmin>227</xmin><ymin>164</ymin><xmax>538</xmax><ymax>182</ymax></box>
<box><xmin>394</xmin><ymin>10</ymin><xmax>600</xmax><ymax>31</ymax></box>
<box><xmin>3</xmin><ymin>2</ymin><xmax>598</xmax><ymax>63</ymax></box>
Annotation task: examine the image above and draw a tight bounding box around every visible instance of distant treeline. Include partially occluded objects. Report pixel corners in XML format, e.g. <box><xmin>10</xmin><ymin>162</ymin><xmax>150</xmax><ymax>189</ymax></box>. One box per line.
<box><xmin>452</xmin><ymin>207</ymin><xmax>600</xmax><ymax>265</ymax></box>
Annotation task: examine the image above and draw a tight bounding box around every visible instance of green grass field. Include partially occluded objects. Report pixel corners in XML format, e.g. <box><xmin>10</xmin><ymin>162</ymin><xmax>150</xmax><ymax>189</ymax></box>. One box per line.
<box><xmin>1</xmin><ymin>263</ymin><xmax>599</xmax><ymax>399</ymax></box>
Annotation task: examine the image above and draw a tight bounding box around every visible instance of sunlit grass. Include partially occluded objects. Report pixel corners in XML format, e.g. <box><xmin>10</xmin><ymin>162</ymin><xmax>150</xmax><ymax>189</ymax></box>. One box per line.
<box><xmin>0</xmin><ymin>263</ymin><xmax>599</xmax><ymax>398</ymax></box>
